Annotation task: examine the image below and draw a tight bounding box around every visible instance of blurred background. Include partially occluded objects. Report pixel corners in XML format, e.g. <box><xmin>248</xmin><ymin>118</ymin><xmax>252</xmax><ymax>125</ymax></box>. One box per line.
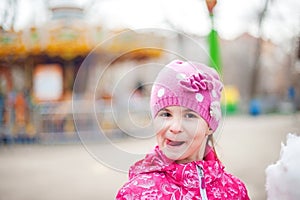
<box><xmin>0</xmin><ymin>0</ymin><xmax>299</xmax><ymax>199</ymax></box>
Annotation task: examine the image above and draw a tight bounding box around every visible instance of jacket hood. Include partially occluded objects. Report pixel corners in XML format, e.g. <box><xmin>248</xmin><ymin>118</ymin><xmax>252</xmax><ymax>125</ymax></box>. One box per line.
<box><xmin>129</xmin><ymin>145</ymin><xmax>225</xmax><ymax>189</ymax></box>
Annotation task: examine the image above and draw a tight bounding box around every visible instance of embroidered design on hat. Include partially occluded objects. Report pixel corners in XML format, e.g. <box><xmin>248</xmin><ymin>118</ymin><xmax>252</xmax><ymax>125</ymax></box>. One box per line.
<box><xmin>211</xmin><ymin>90</ymin><xmax>217</xmax><ymax>98</ymax></box>
<box><xmin>157</xmin><ymin>88</ymin><xmax>165</xmax><ymax>98</ymax></box>
<box><xmin>179</xmin><ymin>73</ymin><xmax>213</xmax><ymax>93</ymax></box>
<box><xmin>195</xmin><ymin>93</ymin><xmax>204</xmax><ymax>102</ymax></box>
<box><xmin>210</xmin><ymin>101</ymin><xmax>221</xmax><ymax>121</ymax></box>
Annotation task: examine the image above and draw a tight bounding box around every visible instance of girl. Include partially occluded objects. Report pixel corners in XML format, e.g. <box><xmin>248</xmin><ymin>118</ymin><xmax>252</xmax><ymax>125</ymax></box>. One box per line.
<box><xmin>116</xmin><ymin>60</ymin><xmax>250</xmax><ymax>199</ymax></box>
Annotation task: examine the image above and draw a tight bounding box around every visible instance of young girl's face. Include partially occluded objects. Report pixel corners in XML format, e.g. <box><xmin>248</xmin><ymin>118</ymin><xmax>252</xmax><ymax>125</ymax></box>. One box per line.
<box><xmin>154</xmin><ymin>106</ymin><xmax>211</xmax><ymax>163</ymax></box>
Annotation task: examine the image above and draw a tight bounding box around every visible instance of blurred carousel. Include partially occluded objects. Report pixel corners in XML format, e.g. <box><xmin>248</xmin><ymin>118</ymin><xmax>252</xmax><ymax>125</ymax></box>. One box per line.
<box><xmin>0</xmin><ymin>1</ymin><xmax>164</xmax><ymax>144</ymax></box>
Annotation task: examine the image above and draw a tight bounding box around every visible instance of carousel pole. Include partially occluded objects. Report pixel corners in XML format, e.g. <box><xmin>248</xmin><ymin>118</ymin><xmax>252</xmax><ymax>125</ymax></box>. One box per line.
<box><xmin>205</xmin><ymin>0</ymin><xmax>222</xmax><ymax>75</ymax></box>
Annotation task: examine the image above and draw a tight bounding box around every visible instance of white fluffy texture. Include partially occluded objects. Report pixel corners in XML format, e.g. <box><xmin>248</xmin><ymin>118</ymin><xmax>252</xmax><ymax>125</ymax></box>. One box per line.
<box><xmin>265</xmin><ymin>133</ymin><xmax>300</xmax><ymax>200</ymax></box>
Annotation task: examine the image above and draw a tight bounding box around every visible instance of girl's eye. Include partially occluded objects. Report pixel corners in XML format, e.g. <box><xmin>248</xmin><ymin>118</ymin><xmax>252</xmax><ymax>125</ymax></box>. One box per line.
<box><xmin>185</xmin><ymin>113</ymin><xmax>198</xmax><ymax>118</ymax></box>
<box><xmin>159</xmin><ymin>112</ymin><xmax>171</xmax><ymax>117</ymax></box>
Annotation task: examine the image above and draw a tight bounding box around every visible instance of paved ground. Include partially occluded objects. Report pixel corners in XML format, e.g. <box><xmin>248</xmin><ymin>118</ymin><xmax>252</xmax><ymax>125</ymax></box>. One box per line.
<box><xmin>0</xmin><ymin>113</ymin><xmax>299</xmax><ymax>200</ymax></box>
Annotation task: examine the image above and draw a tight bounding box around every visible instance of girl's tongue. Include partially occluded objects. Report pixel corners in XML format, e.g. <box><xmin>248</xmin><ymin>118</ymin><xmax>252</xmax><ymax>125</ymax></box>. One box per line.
<box><xmin>167</xmin><ymin>139</ymin><xmax>185</xmax><ymax>146</ymax></box>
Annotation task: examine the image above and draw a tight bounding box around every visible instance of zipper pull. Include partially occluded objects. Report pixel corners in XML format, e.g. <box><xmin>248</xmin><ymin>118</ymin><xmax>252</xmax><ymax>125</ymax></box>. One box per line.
<box><xmin>198</xmin><ymin>166</ymin><xmax>206</xmax><ymax>189</ymax></box>
<box><xmin>196</xmin><ymin>165</ymin><xmax>208</xmax><ymax>200</ymax></box>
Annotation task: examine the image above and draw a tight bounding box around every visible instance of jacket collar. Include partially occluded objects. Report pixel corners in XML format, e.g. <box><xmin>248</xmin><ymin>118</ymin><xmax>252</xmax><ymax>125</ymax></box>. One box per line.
<box><xmin>129</xmin><ymin>145</ymin><xmax>225</xmax><ymax>187</ymax></box>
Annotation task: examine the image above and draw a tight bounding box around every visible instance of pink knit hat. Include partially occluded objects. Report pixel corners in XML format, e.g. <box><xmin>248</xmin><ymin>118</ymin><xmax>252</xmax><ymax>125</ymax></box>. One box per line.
<box><xmin>150</xmin><ymin>60</ymin><xmax>223</xmax><ymax>131</ymax></box>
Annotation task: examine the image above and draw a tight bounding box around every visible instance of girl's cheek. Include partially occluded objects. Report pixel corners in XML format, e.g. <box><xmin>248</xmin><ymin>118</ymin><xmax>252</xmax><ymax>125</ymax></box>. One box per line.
<box><xmin>184</xmin><ymin>120</ymin><xmax>207</xmax><ymax>137</ymax></box>
<box><xmin>183</xmin><ymin>120</ymin><xmax>199</xmax><ymax>132</ymax></box>
<box><xmin>153</xmin><ymin>118</ymin><xmax>167</xmax><ymax>133</ymax></box>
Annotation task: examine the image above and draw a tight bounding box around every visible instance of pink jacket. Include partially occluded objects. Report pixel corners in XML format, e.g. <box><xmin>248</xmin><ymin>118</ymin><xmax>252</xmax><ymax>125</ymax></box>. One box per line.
<box><xmin>116</xmin><ymin>146</ymin><xmax>250</xmax><ymax>200</ymax></box>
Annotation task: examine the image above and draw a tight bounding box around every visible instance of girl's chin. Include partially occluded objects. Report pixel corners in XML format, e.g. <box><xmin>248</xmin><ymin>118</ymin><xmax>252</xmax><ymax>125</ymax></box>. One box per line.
<box><xmin>162</xmin><ymin>151</ymin><xmax>181</xmax><ymax>161</ymax></box>
<box><xmin>161</xmin><ymin>145</ymin><xmax>187</xmax><ymax>161</ymax></box>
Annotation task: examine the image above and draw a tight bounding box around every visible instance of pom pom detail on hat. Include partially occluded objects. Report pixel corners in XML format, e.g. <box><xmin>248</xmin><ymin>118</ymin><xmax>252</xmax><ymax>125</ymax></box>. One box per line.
<box><xmin>150</xmin><ymin>60</ymin><xmax>223</xmax><ymax>131</ymax></box>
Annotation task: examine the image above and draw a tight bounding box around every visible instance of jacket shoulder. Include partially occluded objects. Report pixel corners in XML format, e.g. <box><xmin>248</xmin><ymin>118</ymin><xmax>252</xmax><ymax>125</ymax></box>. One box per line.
<box><xmin>220</xmin><ymin>171</ymin><xmax>250</xmax><ymax>200</ymax></box>
<box><xmin>116</xmin><ymin>172</ymin><xmax>167</xmax><ymax>199</ymax></box>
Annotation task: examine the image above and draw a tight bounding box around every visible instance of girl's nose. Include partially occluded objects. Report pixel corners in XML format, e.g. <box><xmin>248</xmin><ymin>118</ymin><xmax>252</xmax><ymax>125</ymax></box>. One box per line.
<box><xmin>169</xmin><ymin>117</ymin><xmax>183</xmax><ymax>134</ymax></box>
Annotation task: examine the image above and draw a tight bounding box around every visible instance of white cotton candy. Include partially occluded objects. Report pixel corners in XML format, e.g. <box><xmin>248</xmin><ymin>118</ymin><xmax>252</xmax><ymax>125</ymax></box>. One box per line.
<box><xmin>265</xmin><ymin>133</ymin><xmax>300</xmax><ymax>200</ymax></box>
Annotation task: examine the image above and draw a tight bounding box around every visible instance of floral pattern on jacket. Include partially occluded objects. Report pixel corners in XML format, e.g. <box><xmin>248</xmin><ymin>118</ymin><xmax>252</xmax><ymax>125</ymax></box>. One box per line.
<box><xmin>116</xmin><ymin>146</ymin><xmax>250</xmax><ymax>200</ymax></box>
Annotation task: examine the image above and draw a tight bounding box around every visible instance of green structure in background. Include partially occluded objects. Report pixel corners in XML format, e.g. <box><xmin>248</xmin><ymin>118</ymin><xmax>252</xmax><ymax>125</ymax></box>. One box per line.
<box><xmin>205</xmin><ymin>0</ymin><xmax>222</xmax><ymax>74</ymax></box>
<box><xmin>205</xmin><ymin>0</ymin><xmax>239</xmax><ymax>114</ymax></box>
<box><xmin>208</xmin><ymin>25</ymin><xmax>222</xmax><ymax>74</ymax></box>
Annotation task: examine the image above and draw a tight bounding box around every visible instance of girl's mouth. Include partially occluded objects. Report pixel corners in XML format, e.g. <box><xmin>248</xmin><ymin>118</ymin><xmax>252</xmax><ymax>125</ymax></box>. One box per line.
<box><xmin>166</xmin><ymin>139</ymin><xmax>185</xmax><ymax>147</ymax></box>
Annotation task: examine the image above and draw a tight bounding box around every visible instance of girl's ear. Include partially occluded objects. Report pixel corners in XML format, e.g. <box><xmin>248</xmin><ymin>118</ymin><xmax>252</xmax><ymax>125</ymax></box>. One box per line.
<box><xmin>206</xmin><ymin>128</ymin><xmax>214</xmax><ymax>136</ymax></box>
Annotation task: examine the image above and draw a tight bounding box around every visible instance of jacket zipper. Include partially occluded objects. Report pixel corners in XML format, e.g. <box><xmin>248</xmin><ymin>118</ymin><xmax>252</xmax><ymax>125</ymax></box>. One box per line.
<box><xmin>196</xmin><ymin>165</ymin><xmax>208</xmax><ymax>200</ymax></box>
